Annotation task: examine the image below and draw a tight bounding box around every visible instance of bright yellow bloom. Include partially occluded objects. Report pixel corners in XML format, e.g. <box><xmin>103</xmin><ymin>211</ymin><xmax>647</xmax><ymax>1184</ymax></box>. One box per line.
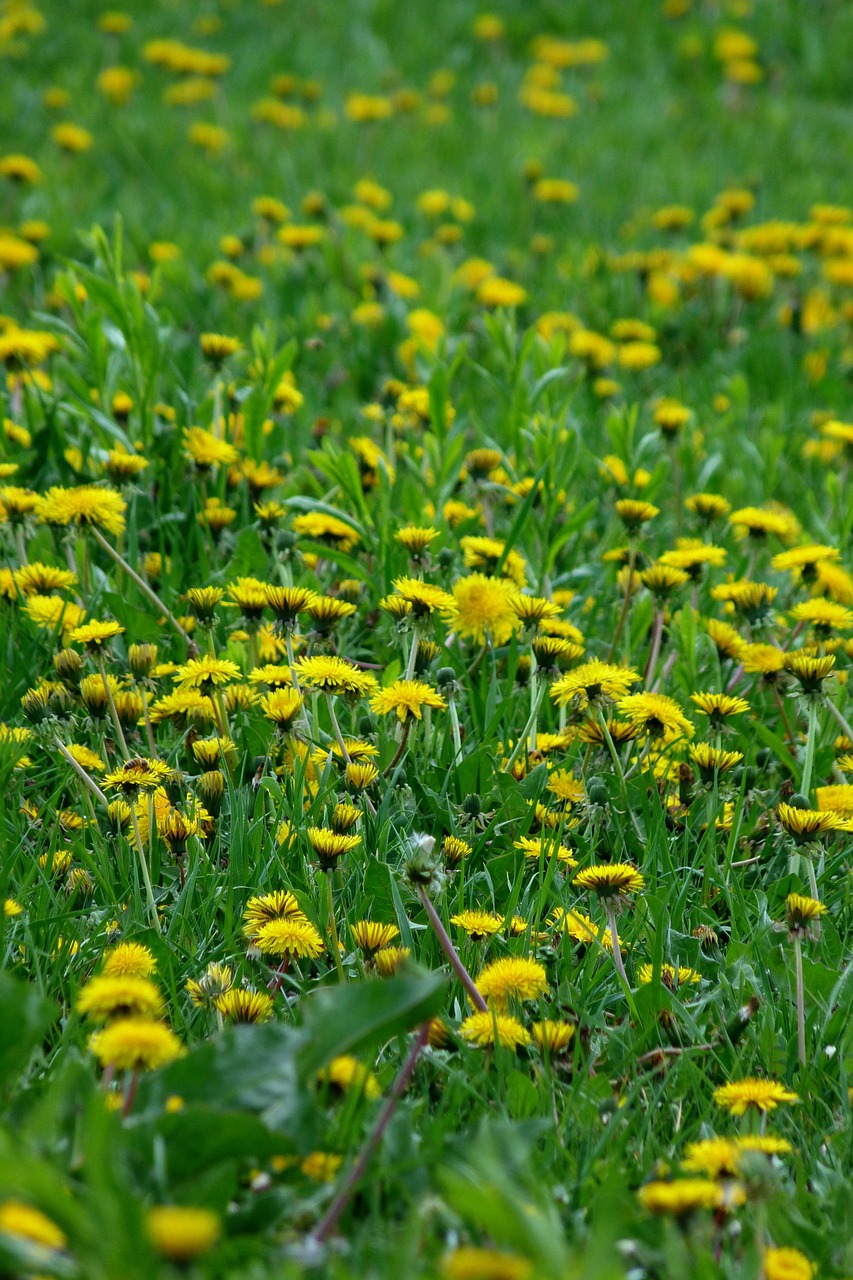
<box><xmin>89</xmin><ymin>1019</ymin><xmax>184</xmax><ymax>1070</ymax></box>
<box><xmin>316</xmin><ymin>1055</ymin><xmax>380</xmax><ymax>1097</ymax></box>
<box><xmin>0</xmin><ymin>1200</ymin><xmax>67</xmax><ymax>1250</ymax></box>
<box><xmin>574</xmin><ymin>863</ymin><xmax>644</xmax><ymax>898</ymax></box>
<box><xmin>76</xmin><ymin>975</ymin><xmax>164</xmax><ymax>1022</ymax></box>
<box><xmin>101</xmin><ymin>942</ymin><xmax>157</xmax><ymax>979</ymax></box>
<box><xmin>713</xmin><ymin>1078</ymin><xmax>799</xmax><ymax>1115</ymax></box>
<box><xmin>173</xmin><ymin>656</ymin><xmax>241</xmax><ymax>689</ymax></box>
<box><xmin>764</xmin><ymin>1248</ymin><xmax>816</xmax><ymax>1280</ymax></box>
<box><xmin>550</xmin><ymin>660</ymin><xmax>638</xmax><ymax>708</ymax></box>
<box><xmin>476</xmin><ymin>957</ymin><xmax>548</xmax><ymax>1008</ymax></box>
<box><xmin>36</xmin><ymin>485</ymin><xmax>126</xmax><ymax>535</ymax></box>
<box><xmin>146</xmin><ymin>1206</ymin><xmax>220</xmax><ymax>1260</ymax></box>
<box><xmin>637</xmin><ymin>1179</ymin><xmax>731</xmax><ymax>1216</ymax></box>
<box><xmin>370</xmin><ymin>679</ymin><xmax>447</xmax><ymax>722</ymax></box>
<box><xmin>460</xmin><ymin>1011</ymin><xmax>530</xmax><ymax>1049</ymax></box>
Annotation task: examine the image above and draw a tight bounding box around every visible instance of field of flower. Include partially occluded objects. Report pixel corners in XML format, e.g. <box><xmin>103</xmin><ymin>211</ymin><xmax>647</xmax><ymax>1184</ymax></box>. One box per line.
<box><xmin>1</xmin><ymin>0</ymin><xmax>853</xmax><ymax>1277</ymax></box>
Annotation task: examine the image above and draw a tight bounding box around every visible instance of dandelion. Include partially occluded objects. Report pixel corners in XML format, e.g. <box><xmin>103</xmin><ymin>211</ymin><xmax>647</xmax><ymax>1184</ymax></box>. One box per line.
<box><xmin>370</xmin><ymin>679</ymin><xmax>447</xmax><ymax>723</ymax></box>
<box><xmin>88</xmin><ymin>1019</ymin><xmax>184</xmax><ymax>1071</ymax></box>
<box><xmin>459</xmin><ymin>1011</ymin><xmax>530</xmax><ymax>1049</ymax></box>
<box><xmin>146</xmin><ymin>1206</ymin><xmax>220</xmax><ymax>1261</ymax></box>
<box><xmin>764</xmin><ymin>1249</ymin><xmax>816</xmax><ymax>1280</ymax></box>
<box><xmin>101</xmin><ymin>942</ymin><xmax>157</xmax><ymax>979</ymax></box>
<box><xmin>441</xmin><ymin>1248</ymin><xmax>532</xmax><ymax>1280</ymax></box>
<box><xmin>449</xmin><ymin>911</ymin><xmax>504</xmax><ymax>940</ymax></box>
<box><xmin>0</xmin><ymin>1201</ymin><xmax>67</xmax><ymax>1250</ymax></box>
<box><xmin>574</xmin><ymin>864</ymin><xmax>642</xmax><ymax>985</ymax></box>
<box><xmin>617</xmin><ymin>691</ymin><xmax>694</xmax><ymax>743</ymax></box>
<box><xmin>476</xmin><ymin>956</ymin><xmax>548</xmax><ymax>1008</ymax></box>
<box><xmin>255</xmin><ymin>917</ymin><xmax>324</xmax><ymax>960</ymax></box>
<box><xmin>447</xmin><ymin>574</ymin><xmax>522</xmax><ymax>645</ymax></box>
<box><xmin>295</xmin><ymin>655</ymin><xmax>378</xmax><ymax>698</ymax></box>
<box><xmin>214</xmin><ymin>988</ymin><xmax>274</xmax><ymax>1024</ymax></box>
<box><xmin>637</xmin><ymin>1178</ymin><xmax>731</xmax><ymax>1216</ymax></box>
<box><xmin>636</xmin><ymin>963</ymin><xmax>701</xmax><ymax>988</ymax></box>
<box><xmin>713</xmin><ymin>1078</ymin><xmax>799</xmax><ymax>1116</ymax></box>
<box><xmin>76</xmin><ymin>975</ymin><xmax>164</xmax><ymax>1022</ymax></box>
<box><xmin>316</xmin><ymin>1056</ymin><xmax>381</xmax><ymax>1098</ymax></box>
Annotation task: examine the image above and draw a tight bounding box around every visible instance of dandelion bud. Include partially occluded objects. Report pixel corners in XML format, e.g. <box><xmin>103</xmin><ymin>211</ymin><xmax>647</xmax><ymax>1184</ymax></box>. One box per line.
<box><xmin>402</xmin><ymin>833</ymin><xmax>442</xmax><ymax>895</ymax></box>
<box><xmin>461</xmin><ymin>794</ymin><xmax>481</xmax><ymax>818</ymax></box>
<box><xmin>107</xmin><ymin>800</ymin><xmax>133</xmax><ymax>834</ymax></box>
<box><xmin>54</xmin><ymin>647</ymin><xmax>85</xmax><ymax>687</ymax></box>
<box><xmin>128</xmin><ymin>643</ymin><xmax>158</xmax><ymax>678</ymax></box>
<box><xmin>198</xmin><ymin>769</ymin><xmax>225</xmax><ymax>814</ymax></box>
<box><xmin>788</xmin><ymin>792</ymin><xmax>810</xmax><ymax>810</ymax></box>
<box><xmin>436</xmin><ymin>666</ymin><xmax>457</xmax><ymax>689</ymax></box>
<box><xmin>586</xmin><ymin>777</ymin><xmax>609</xmax><ymax>807</ymax></box>
<box><xmin>21</xmin><ymin>686</ymin><xmax>51</xmax><ymax>725</ymax></box>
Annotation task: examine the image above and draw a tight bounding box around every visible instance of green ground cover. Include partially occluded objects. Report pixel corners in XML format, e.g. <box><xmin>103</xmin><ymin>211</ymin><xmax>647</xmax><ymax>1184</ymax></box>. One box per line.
<box><xmin>0</xmin><ymin>1</ymin><xmax>851</xmax><ymax>1277</ymax></box>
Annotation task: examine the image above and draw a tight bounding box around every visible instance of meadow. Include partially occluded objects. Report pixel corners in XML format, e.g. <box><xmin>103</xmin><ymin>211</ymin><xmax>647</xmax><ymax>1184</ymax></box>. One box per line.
<box><xmin>0</xmin><ymin>0</ymin><xmax>852</xmax><ymax>1277</ymax></box>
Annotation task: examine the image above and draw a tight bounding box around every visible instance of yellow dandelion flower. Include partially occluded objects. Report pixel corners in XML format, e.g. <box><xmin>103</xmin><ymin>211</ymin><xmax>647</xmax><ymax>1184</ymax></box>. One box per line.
<box><xmin>713</xmin><ymin>1078</ymin><xmax>799</xmax><ymax>1115</ymax></box>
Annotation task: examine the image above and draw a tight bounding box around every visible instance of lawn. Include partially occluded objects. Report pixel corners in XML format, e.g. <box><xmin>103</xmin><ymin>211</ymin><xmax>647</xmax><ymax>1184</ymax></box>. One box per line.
<box><xmin>0</xmin><ymin>1</ymin><xmax>852</xmax><ymax>1278</ymax></box>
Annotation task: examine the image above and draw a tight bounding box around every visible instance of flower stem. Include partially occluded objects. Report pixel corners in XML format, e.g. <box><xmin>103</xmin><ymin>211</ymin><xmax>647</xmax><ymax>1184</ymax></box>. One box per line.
<box><xmin>793</xmin><ymin>935</ymin><xmax>806</xmax><ymax>1067</ymax></box>
<box><xmin>311</xmin><ymin>1021</ymin><xmax>431</xmax><ymax>1244</ymax></box>
<box><xmin>448</xmin><ymin>696</ymin><xmax>463</xmax><ymax>762</ymax></box>
<box><xmin>527</xmin><ymin>659</ymin><xmax>540</xmax><ymax>753</ymax></box>
<box><xmin>285</xmin><ymin>630</ymin><xmax>301</xmax><ymax>692</ymax></box>
<box><xmin>608</xmin><ymin>543</ymin><xmax>637</xmax><ymax>662</ymax></box>
<box><xmin>89</xmin><ymin>524</ymin><xmax>195</xmax><ymax>649</ymax></box>
<box><xmin>597</xmin><ymin>706</ymin><xmax>643</xmax><ymax>842</ymax></box>
<box><xmin>130</xmin><ymin>803</ymin><xmax>161</xmax><ymax>934</ymax></box>
<box><xmin>97</xmin><ymin>654</ymin><xmax>130</xmax><ymax>759</ymax></box>
<box><xmin>805</xmin><ymin>856</ymin><xmax>822</xmax><ymax>940</ymax></box>
<box><xmin>383</xmin><ymin>718</ymin><xmax>411</xmax><ymax>777</ymax></box>
<box><xmin>800</xmin><ymin>698</ymin><xmax>819</xmax><ymax>801</ymax></box>
<box><xmin>325</xmin><ymin>695</ymin><xmax>351</xmax><ymax>763</ymax></box>
<box><xmin>55</xmin><ymin>738</ymin><xmax>109</xmax><ymax>806</ymax></box>
<box><xmin>139</xmin><ymin>688</ymin><xmax>158</xmax><ymax>757</ymax></box>
<box><xmin>825</xmin><ymin>697</ymin><xmax>853</xmax><ymax>745</ymax></box>
<box><xmin>404</xmin><ymin>631</ymin><xmax>420</xmax><ymax>682</ymax></box>
<box><xmin>644</xmin><ymin>609</ymin><xmax>663</xmax><ymax>686</ymax></box>
<box><xmin>605</xmin><ymin>900</ymin><xmax>628</xmax><ymax>987</ymax></box>
<box><xmin>324</xmin><ymin>871</ymin><xmax>345</xmax><ymax>983</ymax></box>
<box><xmin>416</xmin><ymin>885</ymin><xmax>487</xmax><ymax>1012</ymax></box>
<box><xmin>502</xmin><ymin>679</ymin><xmax>546</xmax><ymax>774</ymax></box>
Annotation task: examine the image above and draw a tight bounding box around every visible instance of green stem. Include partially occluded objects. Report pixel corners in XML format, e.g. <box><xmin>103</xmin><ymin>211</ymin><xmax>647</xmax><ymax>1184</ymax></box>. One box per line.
<box><xmin>793</xmin><ymin>936</ymin><xmax>806</xmax><ymax>1068</ymax></box>
<box><xmin>608</xmin><ymin>543</ymin><xmax>636</xmax><ymax>662</ymax></box>
<box><xmin>502</xmin><ymin>680</ymin><xmax>546</xmax><ymax>774</ymax></box>
<box><xmin>825</xmin><ymin>697</ymin><xmax>853</xmax><ymax>745</ymax></box>
<box><xmin>800</xmin><ymin>698</ymin><xmax>819</xmax><ymax>801</ymax></box>
<box><xmin>89</xmin><ymin>524</ymin><xmax>194</xmax><ymax>648</ymax></box>
<box><xmin>527</xmin><ymin>656</ymin><xmax>539</xmax><ymax>753</ymax></box>
<box><xmin>130</xmin><ymin>804</ymin><xmax>161</xmax><ymax>933</ymax></box>
<box><xmin>605</xmin><ymin>900</ymin><xmax>629</xmax><ymax>988</ymax></box>
<box><xmin>325</xmin><ymin>871</ymin><xmax>345</xmax><ymax>982</ymax></box>
<box><xmin>417</xmin><ymin>885</ymin><xmax>487</xmax><ymax>1011</ymax></box>
<box><xmin>404</xmin><ymin>630</ymin><xmax>420</xmax><ymax>682</ymax></box>
<box><xmin>326</xmin><ymin>695</ymin><xmax>351</xmax><ymax>763</ymax></box>
<box><xmin>98</xmin><ymin>653</ymin><xmax>130</xmax><ymax>759</ymax></box>
<box><xmin>55</xmin><ymin>738</ymin><xmax>109</xmax><ymax>806</ymax></box>
<box><xmin>448</xmin><ymin>696</ymin><xmax>463</xmax><ymax>761</ymax></box>
<box><xmin>285</xmin><ymin>630</ymin><xmax>301</xmax><ymax>692</ymax></box>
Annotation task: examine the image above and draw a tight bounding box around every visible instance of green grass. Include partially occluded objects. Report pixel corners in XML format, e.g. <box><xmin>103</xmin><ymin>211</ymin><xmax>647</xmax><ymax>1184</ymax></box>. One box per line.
<box><xmin>0</xmin><ymin>1</ymin><xmax>852</xmax><ymax>1277</ymax></box>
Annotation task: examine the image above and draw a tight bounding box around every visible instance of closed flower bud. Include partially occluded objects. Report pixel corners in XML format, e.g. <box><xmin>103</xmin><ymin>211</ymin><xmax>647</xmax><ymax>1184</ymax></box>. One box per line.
<box><xmin>198</xmin><ymin>769</ymin><xmax>225</xmax><ymax>813</ymax></box>
<box><xmin>586</xmin><ymin>777</ymin><xmax>609</xmax><ymax>807</ymax></box>
<box><xmin>54</xmin><ymin>647</ymin><xmax>85</xmax><ymax>687</ymax></box>
<box><xmin>128</xmin><ymin>643</ymin><xmax>158</xmax><ymax>678</ymax></box>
